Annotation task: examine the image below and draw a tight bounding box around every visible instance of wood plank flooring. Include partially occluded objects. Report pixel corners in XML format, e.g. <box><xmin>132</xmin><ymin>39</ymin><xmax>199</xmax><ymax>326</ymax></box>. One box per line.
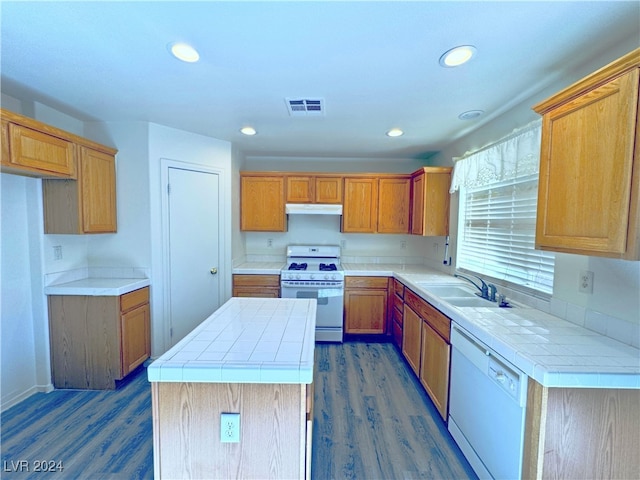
<box><xmin>1</xmin><ymin>343</ymin><xmax>476</xmax><ymax>479</ymax></box>
<box><xmin>312</xmin><ymin>342</ymin><xmax>476</xmax><ymax>479</ymax></box>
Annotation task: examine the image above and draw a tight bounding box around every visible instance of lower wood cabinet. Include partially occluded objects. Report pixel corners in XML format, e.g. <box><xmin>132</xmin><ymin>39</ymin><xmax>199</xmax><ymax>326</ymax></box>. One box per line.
<box><xmin>419</xmin><ymin>320</ymin><xmax>450</xmax><ymax>420</ymax></box>
<box><xmin>402</xmin><ymin>303</ymin><xmax>422</xmax><ymax>375</ymax></box>
<box><xmin>403</xmin><ymin>288</ymin><xmax>451</xmax><ymax>420</ymax></box>
<box><xmin>391</xmin><ymin>279</ymin><xmax>404</xmax><ymax>348</ymax></box>
<box><xmin>344</xmin><ymin>276</ymin><xmax>389</xmax><ymax>335</ymax></box>
<box><xmin>48</xmin><ymin>286</ymin><xmax>151</xmax><ymax>389</ymax></box>
<box><xmin>232</xmin><ymin>274</ymin><xmax>280</xmax><ymax>298</ymax></box>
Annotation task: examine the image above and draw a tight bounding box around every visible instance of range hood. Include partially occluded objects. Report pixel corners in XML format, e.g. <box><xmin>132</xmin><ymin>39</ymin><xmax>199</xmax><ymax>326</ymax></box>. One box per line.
<box><xmin>285</xmin><ymin>203</ymin><xmax>343</xmax><ymax>215</ymax></box>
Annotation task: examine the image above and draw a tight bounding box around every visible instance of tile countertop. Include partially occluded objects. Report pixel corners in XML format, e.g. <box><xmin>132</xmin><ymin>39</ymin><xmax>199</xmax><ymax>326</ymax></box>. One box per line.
<box><xmin>44</xmin><ymin>277</ymin><xmax>151</xmax><ymax>296</ymax></box>
<box><xmin>147</xmin><ymin>297</ymin><xmax>317</xmax><ymax>384</ymax></box>
<box><xmin>392</xmin><ymin>271</ymin><xmax>640</xmax><ymax>389</ymax></box>
<box><xmin>234</xmin><ymin>262</ymin><xmax>640</xmax><ymax>389</ymax></box>
<box><xmin>232</xmin><ymin>262</ymin><xmax>285</xmax><ymax>275</ymax></box>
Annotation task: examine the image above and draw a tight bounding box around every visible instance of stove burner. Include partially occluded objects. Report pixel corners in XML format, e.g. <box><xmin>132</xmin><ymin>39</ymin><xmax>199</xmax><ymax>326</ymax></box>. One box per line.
<box><xmin>288</xmin><ymin>262</ymin><xmax>308</xmax><ymax>271</ymax></box>
<box><xmin>319</xmin><ymin>263</ymin><xmax>337</xmax><ymax>271</ymax></box>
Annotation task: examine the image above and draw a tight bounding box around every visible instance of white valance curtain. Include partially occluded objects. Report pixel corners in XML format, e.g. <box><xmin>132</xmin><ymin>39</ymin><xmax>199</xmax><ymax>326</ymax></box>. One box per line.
<box><xmin>449</xmin><ymin>119</ymin><xmax>542</xmax><ymax>193</ymax></box>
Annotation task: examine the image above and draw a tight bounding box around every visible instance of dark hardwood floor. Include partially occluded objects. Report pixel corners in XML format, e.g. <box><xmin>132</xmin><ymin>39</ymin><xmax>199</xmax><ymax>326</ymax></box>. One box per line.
<box><xmin>1</xmin><ymin>342</ymin><xmax>475</xmax><ymax>479</ymax></box>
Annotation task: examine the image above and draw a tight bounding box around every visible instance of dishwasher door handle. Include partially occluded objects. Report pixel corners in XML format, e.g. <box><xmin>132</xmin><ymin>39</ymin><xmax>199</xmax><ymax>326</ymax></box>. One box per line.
<box><xmin>452</xmin><ymin>325</ymin><xmax>491</xmax><ymax>356</ymax></box>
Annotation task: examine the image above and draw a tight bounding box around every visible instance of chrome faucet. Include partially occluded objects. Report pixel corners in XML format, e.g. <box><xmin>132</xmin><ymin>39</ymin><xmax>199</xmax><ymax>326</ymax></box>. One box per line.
<box><xmin>487</xmin><ymin>283</ymin><xmax>497</xmax><ymax>302</ymax></box>
<box><xmin>454</xmin><ymin>273</ymin><xmax>490</xmax><ymax>300</ymax></box>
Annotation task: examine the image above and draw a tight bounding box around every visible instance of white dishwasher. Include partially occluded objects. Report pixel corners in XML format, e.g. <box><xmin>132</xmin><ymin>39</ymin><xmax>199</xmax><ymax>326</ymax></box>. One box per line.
<box><xmin>448</xmin><ymin>323</ymin><xmax>528</xmax><ymax>480</ymax></box>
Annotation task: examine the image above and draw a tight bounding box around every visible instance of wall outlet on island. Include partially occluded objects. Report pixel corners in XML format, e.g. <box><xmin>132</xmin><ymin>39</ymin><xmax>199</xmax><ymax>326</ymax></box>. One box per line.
<box><xmin>220</xmin><ymin>412</ymin><xmax>240</xmax><ymax>443</ymax></box>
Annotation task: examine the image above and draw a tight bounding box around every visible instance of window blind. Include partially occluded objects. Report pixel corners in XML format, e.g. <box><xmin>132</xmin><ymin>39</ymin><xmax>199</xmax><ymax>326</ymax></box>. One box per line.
<box><xmin>458</xmin><ymin>174</ymin><xmax>555</xmax><ymax>294</ymax></box>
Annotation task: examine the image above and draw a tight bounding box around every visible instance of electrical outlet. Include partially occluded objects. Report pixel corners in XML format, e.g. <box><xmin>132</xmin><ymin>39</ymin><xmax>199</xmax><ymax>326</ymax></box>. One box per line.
<box><xmin>267</xmin><ymin>238</ymin><xmax>273</xmax><ymax>248</ymax></box>
<box><xmin>53</xmin><ymin>245</ymin><xmax>63</xmax><ymax>261</ymax></box>
<box><xmin>340</xmin><ymin>240</ymin><xmax>346</xmax><ymax>249</ymax></box>
<box><xmin>400</xmin><ymin>241</ymin><xmax>407</xmax><ymax>249</ymax></box>
<box><xmin>220</xmin><ymin>413</ymin><xmax>240</xmax><ymax>443</ymax></box>
<box><xmin>433</xmin><ymin>242</ymin><xmax>439</xmax><ymax>254</ymax></box>
<box><xmin>579</xmin><ymin>270</ymin><xmax>594</xmax><ymax>294</ymax></box>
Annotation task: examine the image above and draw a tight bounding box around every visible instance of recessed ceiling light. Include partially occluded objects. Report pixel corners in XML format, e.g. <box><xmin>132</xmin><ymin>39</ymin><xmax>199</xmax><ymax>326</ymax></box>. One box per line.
<box><xmin>458</xmin><ymin>110</ymin><xmax>484</xmax><ymax>120</ymax></box>
<box><xmin>386</xmin><ymin>128</ymin><xmax>404</xmax><ymax>137</ymax></box>
<box><xmin>169</xmin><ymin>42</ymin><xmax>200</xmax><ymax>63</ymax></box>
<box><xmin>439</xmin><ymin>45</ymin><xmax>476</xmax><ymax>67</ymax></box>
<box><xmin>240</xmin><ymin>126</ymin><xmax>257</xmax><ymax>136</ymax></box>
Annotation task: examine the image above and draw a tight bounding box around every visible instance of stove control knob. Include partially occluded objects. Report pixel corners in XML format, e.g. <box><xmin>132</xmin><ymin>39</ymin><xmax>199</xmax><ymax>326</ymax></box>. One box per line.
<box><xmin>295</xmin><ymin>274</ymin><xmax>301</xmax><ymax>280</ymax></box>
<box><xmin>310</xmin><ymin>274</ymin><xmax>315</xmax><ymax>280</ymax></box>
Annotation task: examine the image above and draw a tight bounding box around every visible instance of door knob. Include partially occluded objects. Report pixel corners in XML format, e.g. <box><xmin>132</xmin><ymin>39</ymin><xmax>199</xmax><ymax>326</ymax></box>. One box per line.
<box><xmin>210</xmin><ymin>268</ymin><xmax>218</xmax><ymax>275</ymax></box>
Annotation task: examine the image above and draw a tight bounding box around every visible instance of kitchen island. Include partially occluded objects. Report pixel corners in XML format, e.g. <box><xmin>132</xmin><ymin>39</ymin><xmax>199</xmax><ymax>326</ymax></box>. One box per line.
<box><xmin>147</xmin><ymin>297</ymin><xmax>316</xmax><ymax>480</ymax></box>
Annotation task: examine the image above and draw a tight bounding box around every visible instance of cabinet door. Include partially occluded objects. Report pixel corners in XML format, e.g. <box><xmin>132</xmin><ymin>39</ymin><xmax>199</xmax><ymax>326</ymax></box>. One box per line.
<box><xmin>411</xmin><ymin>169</ymin><xmax>452</xmax><ymax>236</ymax></box>
<box><xmin>287</xmin><ymin>176</ymin><xmax>314</xmax><ymax>203</ymax></box>
<box><xmin>7</xmin><ymin>123</ymin><xmax>76</xmax><ymax>177</ymax></box>
<box><xmin>344</xmin><ymin>288</ymin><xmax>387</xmax><ymax>334</ymax></box>
<box><xmin>315</xmin><ymin>176</ymin><xmax>343</xmax><ymax>203</ymax></box>
<box><xmin>378</xmin><ymin>177</ymin><xmax>411</xmax><ymax>233</ymax></box>
<box><xmin>241</xmin><ymin>176</ymin><xmax>286</xmax><ymax>231</ymax></box>
<box><xmin>411</xmin><ymin>173</ymin><xmax>425</xmax><ymax>235</ymax></box>
<box><xmin>536</xmin><ymin>69</ymin><xmax>639</xmax><ymax>258</ymax></box>
<box><xmin>419</xmin><ymin>321</ymin><xmax>450</xmax><ymax>420</ymax></box>
<box><xmin>79</xmin><ymin>146</ymin><xmax>117</xmax><ymax>233</ymax></box>
<box><xmin>342</xmin><ymin>177</ymin><xmax>378</xmax><ymax>233</ymax></box>
<box><xmin>402</xmin><ymin>305</ymin><xmax>422</xmax><ymax>376</ymax></box>
<box><xmin>121</xmin><ymin>303</ymin><xmax>151</xmax><ymax>376</ymax></box>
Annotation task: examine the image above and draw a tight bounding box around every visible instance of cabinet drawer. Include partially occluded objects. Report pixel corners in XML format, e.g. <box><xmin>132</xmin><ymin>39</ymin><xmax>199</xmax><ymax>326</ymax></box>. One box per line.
<box><xmin>393</xmin><ymin>279</ymin><xmax>405</xmax><ymax>298</ymax></box>
<box><xmin>393</xmin><ymin>293</ymin><xmax>404</xmax><ymax>313</ymax></box>
<box><xmin>393</xmin><ymin>304</ymin><xmax>403</xmax><ymax>327</ymax></box>
<box><xmin>404</xmin><ymin>289</ymin><xmax>450</xmax><ymax>342</ymax></box>
<box><xmin>233</xmin><ymin>274</ymin><xmax>280</xmax><ymax>287</ymax></box>
<box><xmin>121</xmin><ymin>287</ymin><xmax>149</xmax><ymax>313</ymax></box>
<box><xmin>345</xmin><ymin>276</ymin><xmax>389</xmax><ymax>289</ymax></box>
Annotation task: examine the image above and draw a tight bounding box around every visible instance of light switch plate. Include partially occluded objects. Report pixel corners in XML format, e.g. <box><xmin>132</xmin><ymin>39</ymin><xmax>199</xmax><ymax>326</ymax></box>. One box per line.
<box><xmin>220</xmin><ymin>413</ymin><xmax>240</xmax><ymax>443</ymax></box>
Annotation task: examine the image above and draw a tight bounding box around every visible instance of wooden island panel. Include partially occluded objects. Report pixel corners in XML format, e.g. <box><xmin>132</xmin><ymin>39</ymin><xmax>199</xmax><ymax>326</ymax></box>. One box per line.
<box><xmin>153</xmin><ymin>382</ymin><xmax>306</xmax><ymax>479</ymax></box>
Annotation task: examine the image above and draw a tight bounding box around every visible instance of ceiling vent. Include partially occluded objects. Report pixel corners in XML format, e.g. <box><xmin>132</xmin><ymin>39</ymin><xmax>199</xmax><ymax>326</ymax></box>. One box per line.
<box><xmin>285</xmin><ymin>98</ymin><xmax>325</xmax><ymax>116</ymax></box>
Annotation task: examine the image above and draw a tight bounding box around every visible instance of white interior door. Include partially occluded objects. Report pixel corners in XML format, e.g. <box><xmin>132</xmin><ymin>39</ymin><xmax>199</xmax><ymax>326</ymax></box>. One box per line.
<box><xmin>168</xmin><ymin>167</ymin><xmax>220</xmax><ymax>345</ymax></box>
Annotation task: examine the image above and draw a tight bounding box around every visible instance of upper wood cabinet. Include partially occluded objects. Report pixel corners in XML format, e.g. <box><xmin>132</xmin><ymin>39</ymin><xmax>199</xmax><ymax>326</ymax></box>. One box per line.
<box><xmin>411</xmin><ymin>167</ymin><xmax>452</xmax><ymax>236</ymax></box>
<box><xmin>342</xmin><ymin>177</ymin><xmax>379</xmax><ymax>233</ymax></box>
<box><xmin>1</xmin><ymin>108</ymin><xmax>119</xmax><ymax>234</ymax></box>
<box><xmin>285</xmin><ymin>175</ymin><xmax>342</xmax><ymax>204</ymax></box>
<box><xmin>533</xmin><ymin>48</ymin><xmax>640</xmax><ymax>260</ymax></box>
<box><xmin>43</xmin><ymin>146</ymin><xmax>117</xmax><ymax>234</ymax></box>
<box><xmin>378</xmin><ymin>176</ymin><xmax>411</xmax><ymax>234</ymax></box>
<box><xmin>1</xmin><ymin>108</ymin><xmax>76</xmax><ymax>178</ymax></box>
<box><xmin>240</xmin><ymin>174</ymin><xmax>286</xmax><ymax>231</ymax></box>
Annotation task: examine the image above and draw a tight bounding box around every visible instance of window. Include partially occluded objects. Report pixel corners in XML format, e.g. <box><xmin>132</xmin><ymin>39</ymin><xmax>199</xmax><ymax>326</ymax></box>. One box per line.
<box><xmin>450</xmin><ymin>120</ymin><xmax>555</xmax><ymax>295</ymax></box>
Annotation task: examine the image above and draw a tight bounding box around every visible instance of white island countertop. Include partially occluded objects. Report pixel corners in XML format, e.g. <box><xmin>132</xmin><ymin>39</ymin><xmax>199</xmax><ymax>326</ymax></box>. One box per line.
<box><xmin>148</xmin><ymin>297</ymin><xmax>317</xmax><ymax>384</ymax></box>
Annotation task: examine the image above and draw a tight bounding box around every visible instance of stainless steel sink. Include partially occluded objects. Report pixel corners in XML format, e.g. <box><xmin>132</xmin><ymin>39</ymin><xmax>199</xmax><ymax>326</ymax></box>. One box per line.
<box><xmin>416</xmin><ymin>283</ymin><xmax>477</xmax><ymax>298</ymax></box>
<box><xmin>444</xmin><ymin>297</ymin><xmax>501</xmax><ymax>308</ymax></box>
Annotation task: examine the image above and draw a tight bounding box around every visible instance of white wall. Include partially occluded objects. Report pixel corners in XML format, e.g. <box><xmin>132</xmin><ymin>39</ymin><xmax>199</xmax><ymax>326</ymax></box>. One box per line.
<box><xmin>148</xmin><ymin>123</ymin><xmax>233</xmax><ymax>356</ymax></box>
<box><xmin>431</xmin><ymin>38</ymin><xmax>640</xmax><ymax>329</ymax></box>
<box><xmin>1</xmin><ymin>175</ymin><xmax>43</xmax><ymax>408</ymax></box>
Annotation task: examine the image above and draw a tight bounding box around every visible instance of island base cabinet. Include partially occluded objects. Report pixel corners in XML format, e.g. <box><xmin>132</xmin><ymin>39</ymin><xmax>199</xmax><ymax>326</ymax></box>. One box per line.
<box><xmin>152</xmin><ymin>382</ymin><xmax>310</xmax><ymax>479</ymax></box>
<box><xmin>523</xmin><ymin>379</ymin><xmax>640</xmax><ymax>479</ymax></box>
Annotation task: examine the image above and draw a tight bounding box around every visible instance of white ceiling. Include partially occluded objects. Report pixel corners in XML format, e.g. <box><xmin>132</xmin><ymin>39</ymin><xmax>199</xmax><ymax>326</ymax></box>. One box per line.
<box><xmin>1</xmin><ymin>1</ymin><xmax>639</xmax><ymax>159</ymax></box>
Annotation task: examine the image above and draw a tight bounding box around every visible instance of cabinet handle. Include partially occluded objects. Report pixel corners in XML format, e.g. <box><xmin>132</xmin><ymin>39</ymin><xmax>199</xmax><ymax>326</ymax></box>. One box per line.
<box><xmin>210</xmin><ymin>268</ymin><xmax>218</xmax><ymax>275</ymax></box>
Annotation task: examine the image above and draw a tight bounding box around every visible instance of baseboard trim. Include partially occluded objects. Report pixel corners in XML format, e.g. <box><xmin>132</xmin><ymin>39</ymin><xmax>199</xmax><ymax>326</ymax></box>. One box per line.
<box><xmin>1</xmin><ymin>383</ymin><xmax>54</xmax><ymax>412</ymax></box>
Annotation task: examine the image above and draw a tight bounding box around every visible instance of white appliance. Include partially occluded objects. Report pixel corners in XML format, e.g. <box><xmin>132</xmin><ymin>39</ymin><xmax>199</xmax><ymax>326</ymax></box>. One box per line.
<box><xmin>448</xmin><ymin>323</ymin><xmax>528</xmax><ymax>480</ymax></box>
<box><xmin>285</xmin><ymin>203</ymin><xmax>343</xmax><ymax>215</ymax></box>
<box><xmin>280</xmin><ymin>245</ymin><xmax>344</xmax><ymax>342</ymax></box>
